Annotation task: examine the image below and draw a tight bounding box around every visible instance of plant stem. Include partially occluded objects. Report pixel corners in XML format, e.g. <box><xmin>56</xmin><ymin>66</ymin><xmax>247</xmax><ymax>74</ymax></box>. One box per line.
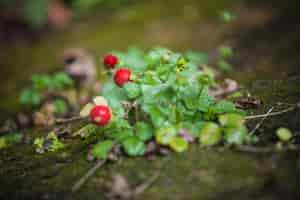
<box><xmin>234</xmin><ymin>145</ymin><xmax>300</xmax><ymax>153</ymax></box>
<box><xmin>133</xmin><ymin>171</ymin><xmax>160</xmax><ymax>196</ymax></box>
<box><xmin>55</xmin><ymin>116</ymin><xmax>87</xmax><ymax>124</ymax></box>
<box><xmin>245</xmin><ymin>106</ymin><xmax>296</xmax><ymax>120</ymax></box>
<box><xmin>71</xmin><ymin>159</ymin><xmax>106</xmax><ymax>193</ymax></box>
<box><xmin>249</xmin><ymin>107</ymin><xmax>273</xmax><ymax>136</ymax></box>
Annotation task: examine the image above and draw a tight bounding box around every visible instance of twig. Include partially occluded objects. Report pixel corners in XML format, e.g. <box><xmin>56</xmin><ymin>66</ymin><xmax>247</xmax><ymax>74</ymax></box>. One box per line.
<box><xmin>133</xmin><ymin>171</ymin><xmax>160</xmax><ymax>196</ymax></box>
<box><xmin>249</xmin><ymin>107</ymin><xmax>274</xmax><ymax>136</ymax></box>
<box><xmin>71</xmin><ymin>159</ymin><xmax>106</xmax><ymax>193</ymax></box>
<box><xmin>55</xmin><ymin>116</ymin><xmax>87</xmax><ymax>124</ymax></box>
<box><xmin>245</xmin><ymin>106</ymin><xmax>296</xmax><ymax>120</ymax></box>
<box><xmin>235</xmin><ymin>145</ymin><xmax>300</xmax><ymax>153</ymax></box>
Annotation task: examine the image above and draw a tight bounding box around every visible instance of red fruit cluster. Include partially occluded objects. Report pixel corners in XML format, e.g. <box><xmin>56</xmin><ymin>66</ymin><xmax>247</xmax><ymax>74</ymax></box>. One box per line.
<box><xmin>103</xmin><ymin>54</ymin><xmax>118</xmax><ymax>69</ymax></box>
<box><xmin>90</xmin><ymin>105</ymin><xmax>112</xmax><ymax>126</ymax></box>
<box><xmin>114</xmin><ymin>68</ymin><xmax>131</xmax><ymax>87</ymax></box>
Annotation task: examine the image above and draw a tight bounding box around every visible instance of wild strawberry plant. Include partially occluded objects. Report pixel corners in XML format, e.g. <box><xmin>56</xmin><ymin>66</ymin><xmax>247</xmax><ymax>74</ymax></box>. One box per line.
<box><xmin>20</xmin><ymin>72</ymin><xmax>74</xmax><ymax>113</ymax></box>
<box><xmin>20</xmin><ymin>72</ymin><xmax>74</xmax><ymax>106</ymax></box>
<box><xmin>75</xmin><ymin>48</ymin><xmax>251</xmax><ymax>159</ymax></box>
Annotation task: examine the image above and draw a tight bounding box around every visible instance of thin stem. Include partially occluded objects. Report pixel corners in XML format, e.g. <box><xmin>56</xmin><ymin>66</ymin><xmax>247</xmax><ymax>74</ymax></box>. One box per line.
<box><xmin>133</xmin><ymin>171</ymin><xmax>160</xmax><ymax>196</ymax></box>
<box><xmin>249</xmin><ymin>107</ymin><xmax>273</xmax><ymax>136</ymax></box>
<box><xmin>55</xmin><ymin>116</ymin><xmax>87</xmax><ymax>124</ymax></box>
<box><xmin>235</xmin><ymin>145</ymin><xmax>300</xmax><ymax>153</ymax></box>
<box><xmin>134</xmin><ymin>101</ymin><xmax>139</xmax><ymax>122</ymax></box>
<box><xmin>71</xmin><ymin>159</ymin><xmax>106</xmax><ymax>193</ymax></box>
<box><xmin>245</xmin><ymin>106</ymin><xmax>296</xmax><ymax>120</ymax></box>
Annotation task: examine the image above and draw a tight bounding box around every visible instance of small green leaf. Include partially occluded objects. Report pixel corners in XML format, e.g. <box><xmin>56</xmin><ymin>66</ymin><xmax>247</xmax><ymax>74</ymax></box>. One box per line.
<box><xmin>217</xmin><ymin>60</ymin><xmax>232</xmax><ymax>72</ymax></box>
<box><xmin>211</xmin><ymin>100</ymin><xmax>245</xmax><ymax>115</ymax></box>
<box><xmin>0</xmin><ymin>133</ymin><xmax>23</xmax><ymax>149</ymax></box>
<box><xmin>199</xmin><ymin>122</ymin><xmax>222</xmax><ymax>146</ymax></box>
<box><xmin>123</xmin><ymin>82</ymin><xmax>141</xmax><ymax>99</ymax></box>
<box><xmin>198</xmin><ymin>86</ymin><xmax>215</xmax><ymax>112</ymax></box>
<box><xmin>91</xmin><ymin>140</ymin><xmax>114</xmax><ymax>159</ymax></box>
<box><xmin>142</xmin><ymin>104</ymin><xmax>166</xmax><ymax>128</ymax></box>
<box><xmin>276</xmin><ymin>128</ymin><xmax>293</xmax><ymax>142</ymax></box>
<box><xmin>135</xmin><ymin>122</ymin><xmax>153</xmax><ymax>141</ymax></box>
<box><xmin>122</xmin><ymin>136</ymin><xmax>145</xmax><ymax>156</ymax></box>
<box><xmin>180</xmin><ymin>121</ymin><xmax>205</xmax><ymax>137</ymax></box>
<box><xmin>219</xmin><ymin>46</ymin><xmax>233</xmax><ymax>58</ymax></box>
<box><xmin>220</xmin><ymin>10</ymin><xmax>235</xmax><ymax>23</ymax></box>
<box><xmin>169</xmin><ymin>137</ymin><xmax>188</xmax><ymax>153</ymax></box>
<box><xmin>20</xmin><ymin>88</ymin><xmax>42</xmax><ymax>106</ymax></box>
<box><xmin>54</xmin><ymin>99</ymin><xmax>68</xmax><ymax>114</ymax></box>
<box><xmin>32</xmin><ymin>74</ymin><xmax>51</xmax><ymax>90</ymax></box>
<box><xmin>73</xmin><ymin>124</ymin><xmax>100</xmax><ymax>137</ymax></box>
<box><xmin>52</xmin><ymin>72</ymin><xmax>74</xmax><ymax>90</ymax></box>
<box><xmin>224</xmin><ymin>126</ymin><xmax>248</xmax><ymax>145</ymax></box>
<box><xmin>155</xmin><ymin>125</ymin><xmax>177</xmax><ymax>145</ymax></box>
<box><xmin>47</xmin><ymin>132</ymin><xmax>65</xmax><ymax>152</ymax></box>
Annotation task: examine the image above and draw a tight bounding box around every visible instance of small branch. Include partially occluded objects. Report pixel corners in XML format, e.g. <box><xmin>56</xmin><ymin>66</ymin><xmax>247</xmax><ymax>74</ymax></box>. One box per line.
<box><xmin>55</xmin><ymin>116</ymin><xmax>87</xmax><ymax>124</ymax></box>
<box><xmin>133</xmin><ymin>171</ymin><xmax>160</xmax><ymax>196</ymax></box>
<box><xmin>71</xmin><ymin>159</ymin><xmax>106</xmax><ymax>193</ymax></box>
<box><xmin>249</xmin><ymin>107</ymin><xmax>273</xmax><ymax>136</ymax></box>
<box><xmin>245</xmin><ymin>106</ymin><xmax>296</xmax><ymax>120</ymax></box>
<box><xmin>134</xmin><ymin>101</ymin><xmax>139</xmax><ymax>122</ymax></box>
<box><xmin>235</xmin><ymin>145</ymin><xmax>300</xmax><ymax>153</ymax></box>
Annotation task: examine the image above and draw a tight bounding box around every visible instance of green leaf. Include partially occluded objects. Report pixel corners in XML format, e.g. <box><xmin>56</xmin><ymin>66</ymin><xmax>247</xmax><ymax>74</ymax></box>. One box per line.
<box><xmin>141</xmin><ymin>84</ymin><xmax>167</xmax><ymax>104</ymax></box>
<box><xmin>31</xmin><ymin>74</ymin><xmax>51</xmax><ymax>90</ymax></box>
<box><xmin>52</xmin><ymin>72</ymin><xmax>74</xmax><ymax>90</ymax></box>
<box><xmin>180</xmin><ymin>121</ymin><xmax>205</xmax><ymax>137</ymax></box>
<box><xmin>220</xmin><ymin>10</ymin><xmax>235</xmax><ymax>23</ymax></box>
<box><xmin>155</xmin><ymin>125</ymin><xmax>177</xmax><ymax>145</ymax></box>
<box><xmin>142</xmin><ymin>71</ymin><xmax>161</xmax><ymax>85</ymax></box>
<box><xmin>218</xmin><ymin>113</ymin><xmax>245</xmax><ymax>128</ymax></box>
<box><xmin>135</xmin><ymin>122</ymin><xmax>153</xmax><ymax>141</ymax></box>
<box><xmin>102</xmin><ymin>82</ymin><xmax>127</xmax><ymax>118</ymax></box>
<box><xmin>181</xmin><ymin>86</ymin><xmax>199</xmax><ymax>110</ymax></box>
<box><xmin>47</xmin><ymin>132</ymin><xmax>65</xmax><ymax>152</ymax></box>
<box><xmin>103</xmin><ymin>119</ymin><xmax>133</xmax><ymax>142</ymax></box>
<box><xmin>218</xmin><ymin>46</ymin><xmax>233</xmax><ymax>58</ymax></box>
<box><xmin>169</xmin><ymin>137</ymin><xmax>188</xmax><ymax>153</ymax></box>
<box><xmin>198</xmin><ymin>86</ymin><xmax>215</xmax><ymax>112</ymax></box>
<box><xmin>145</xmin><ymin>48</ymin><xmax>171</xmax><ymax>69</ymax></box>
<box><xmin>73</xmin><ymin>124</ymin><xmax>100</xmax><ymax>138</ymax></box>
<box><xmin>211</xmin><ymin>100</ymin><xmax>244</xmax><ymax>115</ymax></box>
<box><xmin>217</xmin><ymin>60</ymin><xmax>232</xmax><ymax>72</ymax></box>
<box><xmin>184</xmin><ymin>51</ymin><xmax>209</xmax><ymax>65</ymax></box>
<box><xmin>54</xmin><ymin>99</ymin><xmax>68</xmax><ymax>114</ymax></box>
<box><xmin>20</xmin><ymin>88</ymin><xmax>42</xmax><ymax>106</ymax></box>
<box><xmin>224</xmin><ymin>126</ymin><xmax>248</xmax><ymax>145</ymax></box>
<box><xmin>122</xmin><ymin>136</ymin><xmax>146</xmax><ymax>156</ymax></box>
<box><xmin>276</xmin><ymin>128</ymin><xmax>293</xmax><ymax>142</ymax></box>
<box><xmin>123</xmin><ymin>82</ymin><xmax>141</xmax><ymax>99</ymax></box>
<box><xmin>142</xmin><ymin>104</ymin><xmax>166</xmax><ymax>128</ymax></box>
<box><xmin>0</xmin><ymin>133</ymin><xmax>23</xmax><ymax>149</ymax></box>
<box><xmin>91</xmin><ymin>140</ymin><xmax>114</xmax><ymax>159</ymax></box>
<box><xmin>199</xmin><ymin>122</ymin><xmax>222</xmax><ymax>146</ymax></box>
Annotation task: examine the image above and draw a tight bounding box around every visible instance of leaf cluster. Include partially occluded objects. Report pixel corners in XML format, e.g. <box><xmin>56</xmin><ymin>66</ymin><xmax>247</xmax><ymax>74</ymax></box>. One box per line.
<box><xmin>20</xmin><ymin>72</ymin><xmax>74</xmax><ymax>108</ymax></box>
<box><xmin>89</xmin><ymin>48</ymin><xmax>249</xmax><ymax>158</ymax></box>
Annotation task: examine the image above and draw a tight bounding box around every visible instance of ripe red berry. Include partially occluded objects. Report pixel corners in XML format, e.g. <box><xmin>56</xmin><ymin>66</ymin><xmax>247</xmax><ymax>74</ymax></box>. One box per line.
<box><xmin>90</xmin><ymin>105</ymin><xmax>112</xmax><ymax>126</ymax></box>
<box><xmin>103</xmin><ymin>54</ymin><xmax>118</xmax><ymax>69</ymax></box>
<box><xmin>114</xmin><ymin>68</ymin><xmax>131</xmax><ymax>87</ymax></box>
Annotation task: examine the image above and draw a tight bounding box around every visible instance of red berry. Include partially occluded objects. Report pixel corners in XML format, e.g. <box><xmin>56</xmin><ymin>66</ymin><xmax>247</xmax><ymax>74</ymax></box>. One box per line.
<box><xmin>90</xmin><ymin>105</ymin><xmax>112</xmax><ymax>126</ymax></box>
<box><xmin>103</xmin><ymin>54</ymin><xmax>118</xmax><ymax>69</ymax></box>
<box><xmin>114</xmin><ymin>68</ymin><xmax>131</xmax><ymax>87</ymax></box>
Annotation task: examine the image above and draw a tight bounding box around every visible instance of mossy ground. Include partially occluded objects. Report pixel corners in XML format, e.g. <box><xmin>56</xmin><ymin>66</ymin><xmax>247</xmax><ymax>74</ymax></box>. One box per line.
<box><xmin>1</xmin><ymin>0</ymin><xmax>300</xmax><ymax>199</ymax></box>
